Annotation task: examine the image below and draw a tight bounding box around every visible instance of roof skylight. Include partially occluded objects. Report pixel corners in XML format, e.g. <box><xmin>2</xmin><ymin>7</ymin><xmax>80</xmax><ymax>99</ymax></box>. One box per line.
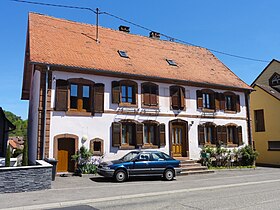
<box><xmin>118</xmin><ymin>50</ymin><xmax>129</xmax><ymax>58</ymax></box>
<box><xmin>166</xmin><ymin>59</ymin><xmax>177</xmax><ymax>66</ymax></box>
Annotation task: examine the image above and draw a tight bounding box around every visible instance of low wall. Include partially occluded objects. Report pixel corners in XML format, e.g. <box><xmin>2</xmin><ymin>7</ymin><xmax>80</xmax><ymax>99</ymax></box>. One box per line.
<box><xmin>0</xmin><ymin>160</ymin><xmax>52</xmax><ymax>193</ymax></box>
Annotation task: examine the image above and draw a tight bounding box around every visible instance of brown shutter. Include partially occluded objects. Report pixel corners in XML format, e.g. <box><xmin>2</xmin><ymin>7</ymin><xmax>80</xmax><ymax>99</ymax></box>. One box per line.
<box><xmin>219</xmin><ymin>93</ymin><xmax>225</xmax><ymax>111</ymax></box>
<box><xmin>198</xmin><ymin>125</ymin><xmax>205</xmax><ymax>145</ymax></box>
<box><xmin>144</xmin><ymin>93</ymin><xmax>150</xmax><ymax>105</ymax></box>
<box><xmin>159</xmin><ymin>123</ymin><xmax>166</xmax><ymax>147</ymax></box>
<box><xmin>236</xmin><ymin>95</ymin><xmax>240</xmax><ymax>112</ymax></box>
<box><xmin>132</xmin><ymin>83</ymin><xmax>138</xmax><ymax>104</ymax></box>
<box><xmin>112</xmin><ymin>122</ymin><xmax>121</xmax><ymax>147</ymax></box>
<box><xmin>197</xmin><ymin>90</ymin><xmax>203</xmax><ymax>109</ymax></box>
<box><xmin>217</xmin><ymin>126</ymin><xmax>222</xmax><ymax>143</ymax></box>
<box><xmin>55</xmin><ymin>79</ymin><xmax>68</xmax><ymax>111</ymax></box>
<box><xmin>150</xmin><ymin>94</ymin><xmax>157</xmax><ymax>106</ymax></box>
<box><xmin>237</xmin><ymin>126</ymin><xmax>243</xmax><ymax>146</ymax></box>
<box><xmin>210</xmin><ymin>93</ymin><xmax>215</xmax><ymax>109</ymax></box>
<box><xmin>112</xmin><ymin>81</ymin><xmax>120</xmax><ymax>104</ymax></box>
<box><xmin>213</xmin><ymin>126</ymin><xmax>217</xmax><ymax>145</ymax></box>
<box><xmin>94</xmin><ymin>83</ymin><xmax>104</xmax><ymax>114</ymax></box>
<box><xmin>136</xmin><ymin>123</ymin><xmax>143</xmax><ymax>146</ymax></box>
<box><xmin>215</xmin><ymin>92</ymin><xmax>220</xmax><ymax>111</ymax></box>
<box><xmin>170</xmin><ymin>87</ymin><xmax>179</xmax><ymax>109</ymax></box>
<box><xmin>180</xmin><ymin>87</ymin><xmax>185</xmax><ymax>109</ymax></box>
<box><xmin>221</xmin><ymin>126</ymin><xmax>227</xmax><ymax>145</ymax></box>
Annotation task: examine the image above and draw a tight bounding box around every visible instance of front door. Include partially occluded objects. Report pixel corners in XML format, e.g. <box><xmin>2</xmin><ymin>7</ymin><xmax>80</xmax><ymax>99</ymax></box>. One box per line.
<box><xmin>171</xmin><ymin>121</ymin><xmax>188</xmax><ymax>157</ymax></box>
<box><xmin>57</xmin><ymin>138</ymin><xmax>75</xmax><ymax>172</ymax></box>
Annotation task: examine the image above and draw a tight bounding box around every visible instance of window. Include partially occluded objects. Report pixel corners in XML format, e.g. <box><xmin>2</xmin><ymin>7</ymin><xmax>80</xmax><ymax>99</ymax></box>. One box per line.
<box><xmin>170</xmin><ymin>86</ymin><xmax>185</xmax><ymax>110</ymax></box>
<box><xmin>144</xmin><ymin>123</ymin><xmax>157</xmax><ymax>145</ymax></box>
<box><xmin>268</xmin><ymin>141</ymin><xmax>280</xmax><ymax>151</ymax></box>
<box><xmin>55</xmin><ymin>78</ymin><xmax>104</xmax><ymax>115</ymax></box>
<box><xmin>197</xmin><ymin>89</ymin><xmax>215</xmax><ymax>110</ymax></box>
<box><xmin>112</xmin><ymin>80</ymin><xmax>137</xmax><ymax>106</ymax></box>
<box><xmin>121</xmin><ymin>123</ymin><xmax>135</xmax><ymax>145</ymax></box>
<box><xmin>112</xmin><ymin>121</ymin><xmax>166</xmax><ymax>148</ymax></box>
<box><xmin>166</xmin><ymin>59</ymin><xmax>177</xmax><ymax>66</ymax></box>
<box><xmin>89</xmin><ymin>138</ymin><xmax>104</xmax><ymax>156</ymax></box>
<box><xmin>254</xmin><ymin>109</ymin><xmax>265</xmax><ymax>132</ymax></box>
<box><xmin>269</xmin><ymin>73</ymin><xmax>280</xmax><ymax>86</ymax></box>
<box><xmin>198</xmin><ymin>123</ymin><xmax>216</xmax><ymax>145</ymax></box>
<box><xmin>227</xmin><ymin>126</ymin><xmax>238</xmax><ymax>144</ymax></box>
<box><xmin>223</xmin><ymin>92</ymin><xmax>240</xmax><ymax>112</ymax></box>
<box><xmin>70</xmin><ymin>83</ymin><xmax>91</xmax><ymax>112</ymax></box>
<box><xmin>118</xmin><ymin>50</ymin><xmax>129</xmax><ymax>58</ymax></box>
<box><xmin>142</xmin><ymin>83</ymin><xmax>158</xmax><ymax>106</ymax></box>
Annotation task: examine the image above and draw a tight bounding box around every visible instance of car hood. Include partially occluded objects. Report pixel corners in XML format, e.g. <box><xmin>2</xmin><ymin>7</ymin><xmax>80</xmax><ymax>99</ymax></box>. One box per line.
<box><xmin>100</xmin><ymin>159</ymin><xmax>123</xmax><ymax>166</ymax></box>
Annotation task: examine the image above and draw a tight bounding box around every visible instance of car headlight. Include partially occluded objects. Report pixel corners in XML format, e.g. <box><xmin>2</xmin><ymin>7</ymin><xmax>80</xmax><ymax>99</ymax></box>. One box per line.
<box><xmin>102</xmin><ymin>166</ymin><xmax>111</xmax><ymax>170</ymax></box>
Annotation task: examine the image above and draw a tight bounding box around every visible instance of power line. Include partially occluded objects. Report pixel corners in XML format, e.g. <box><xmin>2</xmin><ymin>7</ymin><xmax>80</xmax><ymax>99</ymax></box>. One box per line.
<box><xmin>10</xmin><ymin>0</ymin><xmax>270</xmax><ymax>63</ymax></box>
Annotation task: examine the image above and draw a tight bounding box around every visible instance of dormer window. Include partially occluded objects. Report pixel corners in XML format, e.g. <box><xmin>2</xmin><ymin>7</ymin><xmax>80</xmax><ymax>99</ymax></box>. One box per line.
<box><xmin>118</xmin><ymin>50</ymin><xmax>129</xmax><ymax>58</ymax></box>
<box><xmin>269</xmin><ymin>73</ymin><xmax>280</xmax><ymax>86</ymax></box>
<box><xmin>166</xmin><ymin>59</ymin><xmax>177</xmax><ymax>66</ymax></box>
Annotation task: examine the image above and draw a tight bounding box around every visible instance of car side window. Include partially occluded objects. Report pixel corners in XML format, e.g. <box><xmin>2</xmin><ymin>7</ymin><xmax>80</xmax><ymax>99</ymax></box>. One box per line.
<box><xmin>151</xmin><ymin>153</ymin><xmax>165</xmax><ymax>161</ymax></box>
<box><xmin>138</xmin><ymin>153</ymin><xmax>150</xmax><ymax>161</ymax></box>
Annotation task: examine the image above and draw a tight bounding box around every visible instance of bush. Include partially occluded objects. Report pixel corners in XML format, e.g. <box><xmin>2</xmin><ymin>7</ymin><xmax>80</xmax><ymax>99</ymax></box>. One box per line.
<box><xmin>72</xmin><ymin>146</ymin><xmax>97</xmax><ymax>174</ymax></box>
<box><xmin>200</xmin><ymin>145</ymin><xmax>258</xmax><ymax>168</ymax></box>
<box><xmin>5</xmin><ymin>145</ymin><xmax>11</xmax><ymax>167</ymax></box>
<box><xmin>12</xmin><ymin>148</ymin><xmax>23</xmax><ymax>158</ymax></box>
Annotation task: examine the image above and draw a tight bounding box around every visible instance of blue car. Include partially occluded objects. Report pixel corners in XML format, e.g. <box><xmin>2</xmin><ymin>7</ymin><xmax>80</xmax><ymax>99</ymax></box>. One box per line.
<box><xmin>97</xmin><ymin>151</ymin><xmax>182</xmax><ymax>182</ymax></box>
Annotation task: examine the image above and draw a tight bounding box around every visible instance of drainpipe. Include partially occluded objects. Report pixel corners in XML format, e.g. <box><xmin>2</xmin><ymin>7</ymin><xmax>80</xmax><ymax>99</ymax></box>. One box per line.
<box><xmin>245</xmin><ymin>91</ymin><xmax>253</xmax><ymax>146</ymax></box>
<box><xmin>42</xmin><ymin>65</ymin><xmax>50</xmax><ymax>159</ymax></box>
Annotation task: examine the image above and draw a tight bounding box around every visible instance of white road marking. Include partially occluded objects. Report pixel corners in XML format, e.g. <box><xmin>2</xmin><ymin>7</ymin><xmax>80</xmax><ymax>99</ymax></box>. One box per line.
<box><xmin>4</xmin><ymin>179</ymin><xmax>280</xmax><ymax>210</ymax></box>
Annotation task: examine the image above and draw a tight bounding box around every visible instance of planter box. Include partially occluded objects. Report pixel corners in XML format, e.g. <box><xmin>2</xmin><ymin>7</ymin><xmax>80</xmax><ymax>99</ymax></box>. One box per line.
<box><xmin>0</xmin><ymin>160</ymin><xmax>52</xmax><ymax>193</ymax></box>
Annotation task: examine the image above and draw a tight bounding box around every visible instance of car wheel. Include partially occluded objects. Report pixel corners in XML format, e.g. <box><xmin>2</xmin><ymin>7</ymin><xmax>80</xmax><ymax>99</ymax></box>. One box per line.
<box><xmin>114</xmin><ymin>169</ymin><xmax>127</xmax><ymax>182</ymax></box>
<box><xmin>164</xmin><ymin>169</ymin><xmax>174</xmax><ymax>181</ymax></box>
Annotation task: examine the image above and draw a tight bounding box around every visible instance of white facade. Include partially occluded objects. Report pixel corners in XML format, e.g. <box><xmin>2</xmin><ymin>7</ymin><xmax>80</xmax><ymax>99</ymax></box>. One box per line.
<box><xmin>40</xmin><ymin>70</ymin><xmax>249</xmax><ymax>161</ymax></box>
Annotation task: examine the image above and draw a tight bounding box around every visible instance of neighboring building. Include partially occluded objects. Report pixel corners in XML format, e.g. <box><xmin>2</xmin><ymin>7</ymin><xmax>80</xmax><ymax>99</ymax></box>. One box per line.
<box><xmin>251</xmin><ymin>59</ymin><xmax>280</xmax><ymax>167</ymax></box>
<box><xmin>0</xmin><ymin>107</ymin><xmax>16</xmax><ymax>157</ymax></box>
<box><xmin>21</xmin><ymin>13</ymin><xmax>253</xmax><ymax>172</ymax></box>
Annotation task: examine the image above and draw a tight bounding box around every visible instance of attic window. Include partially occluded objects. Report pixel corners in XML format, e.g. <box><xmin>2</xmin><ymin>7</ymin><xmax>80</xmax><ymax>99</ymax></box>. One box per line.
<box><xmin>118</xmin><ymin>50</ymin><xmax>129</xmax><ymax>58</ymax></box>
<box><xmin>166</xmin><ymin>59</ymin><xmax>177</xmax><ymax>66</ymax></box>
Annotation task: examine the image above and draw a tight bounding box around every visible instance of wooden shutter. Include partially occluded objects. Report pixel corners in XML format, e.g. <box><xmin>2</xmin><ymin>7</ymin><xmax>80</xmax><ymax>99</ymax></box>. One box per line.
<box><xmin>93</xmin><ymin>83</ymin><xmax>104</xmax><ymax>114</ymax></box>
<box><xmin>213</xmin><ymin>126</ymin><xmax>217</xmax><ymax>145</ymax></box>
<box><xmin>150</xmin><ymin>94</ymin><xmax>157</xmax><ymax>106</ymax></box>
<box><xmin>55</xmin><ymin>79</ymin><xmax>68</xmax><ymax>111</ymax></box>
<box><xmin>112</xmin><ymin>81</ymin><xmax>120</xmax><ymax>104</ymax></box>
<box><xmin>136</xmin><ymin>123</ymin><xmax>143</xmax><ymax>146</ymax></box>
<box><xmin>210</xmin><ymin>93</ymin><xmax>215</xmax><ymax>109</ymax></box>
<box><xmin>197</xmin><ymin>90</ymin><xmax>203</xmax><ymax>109</ymax></box>
<box><xmin>220</xmin><ymin>93</ymin><xmax>225</xmax><ymax>111</ymax></box>
<box><xmin>237</xmin><ymin>126</ymin><xmax>243</xmax><ymax>146</ymax></box>
<box><xmin>159</xmin><ymin>123</ymin><xmax>166</xmax><ymax>147</ymax></box>
<box><xmin>198</xmin><ymin>125</ymin><xmax>205</xmax><ymax>145</ymax></box>
<box><xmin>112</xmin><ymin>122</ymin><xmax>121</xmax><ymax>147</ymax></box>
<box><xmin>217</xmin><ymin>126</ymin><xmax>222</xmax><ymax>143</ymax></box>
<box><xmin>170</xmin><ymin>87</ymin><xmax>179</xmax><ymax>108</ymax></box>
<box><xmin>221</xmin><ymin>126</ymin><xmax>227</xmax><ymax>145</ymax></box>
<box><xmin>180</xmin><ymin>87</ymin><xmax>185</xmax><ymax>109</ymax></box>
<box><xmin>215</xmin><ymin>92</ymin><xmax>220</xmax><ymax>110</ymax></box>
<box><xmin>143</xmin><ymin>93</ymin><xmax>150</xmax><ymax>105</ymax></box>
<box><xmin>236</xmin><ymin>95</ymin><xmax>240</xmax><ymax>112</ymax></box>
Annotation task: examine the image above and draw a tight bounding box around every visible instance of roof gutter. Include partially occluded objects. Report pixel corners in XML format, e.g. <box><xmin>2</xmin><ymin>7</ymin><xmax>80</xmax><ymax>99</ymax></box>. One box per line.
<box><xmin>29</xmin><ymin>61</ymin><xmax>253</xmax><ymax>92</ymax></box>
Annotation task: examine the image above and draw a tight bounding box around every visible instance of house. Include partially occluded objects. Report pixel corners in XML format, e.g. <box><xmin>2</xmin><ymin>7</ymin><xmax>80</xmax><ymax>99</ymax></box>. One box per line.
<box><xmin>0</xmin><ymin>107</ymin><xmax>16</xmax><ymax>158</ymax></box>
<box><xmin>21</xmin><ymin>13</ymin><xmax>253</xmax><ymax>172</ymax></box>
<box><xmin>250</xmin><ymin>59</ymin><xmax>280</xmax><ymax>167</ymax></box>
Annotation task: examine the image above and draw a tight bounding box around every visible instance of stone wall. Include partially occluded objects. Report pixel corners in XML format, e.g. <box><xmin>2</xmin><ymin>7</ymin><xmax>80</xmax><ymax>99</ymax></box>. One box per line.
<box><xmin>0</xmin><ymin>160</ymin><xmax>52</xmax><ymax>193</ymax></box>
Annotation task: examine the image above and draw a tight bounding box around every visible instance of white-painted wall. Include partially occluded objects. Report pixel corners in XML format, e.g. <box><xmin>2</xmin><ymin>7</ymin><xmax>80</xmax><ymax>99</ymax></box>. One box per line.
<box><xmin>47</xmin><ymin>71</ymin><xmax>249</xmax><ymax>161</ymax></box>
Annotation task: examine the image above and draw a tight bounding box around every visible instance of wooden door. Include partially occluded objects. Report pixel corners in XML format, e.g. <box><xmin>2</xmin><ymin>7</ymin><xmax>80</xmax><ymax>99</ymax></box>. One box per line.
<box><xmin>57</xmin><ymin>138</ymin><xmax>75</xmax><ymax>172</ymax></box>
<box><xmin>172</xmin><ymin>125</ymin><xmax>185</xmax><ymax>157</ymax></box>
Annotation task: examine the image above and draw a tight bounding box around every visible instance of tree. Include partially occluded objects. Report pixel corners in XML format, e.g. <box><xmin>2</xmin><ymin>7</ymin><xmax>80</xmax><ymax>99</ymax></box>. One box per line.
<box><xmin>5</xmin><ymin>145</ymin><xmax>11</xmax><ymax>167</ymax></box>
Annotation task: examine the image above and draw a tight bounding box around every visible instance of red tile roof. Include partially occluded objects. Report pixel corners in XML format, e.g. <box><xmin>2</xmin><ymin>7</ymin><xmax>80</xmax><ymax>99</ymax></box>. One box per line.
<box><xmin>23</xmin><ymin>12</ymin><xmax>251</xmax><ymax>98</ymax></box>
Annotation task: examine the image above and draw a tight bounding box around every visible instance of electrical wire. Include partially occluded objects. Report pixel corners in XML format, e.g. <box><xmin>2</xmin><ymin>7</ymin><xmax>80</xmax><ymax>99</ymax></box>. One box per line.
<box><xmin>9</xmin><ymin>0</ymin><xmax>270</xmax><ymax>63</ymax></box>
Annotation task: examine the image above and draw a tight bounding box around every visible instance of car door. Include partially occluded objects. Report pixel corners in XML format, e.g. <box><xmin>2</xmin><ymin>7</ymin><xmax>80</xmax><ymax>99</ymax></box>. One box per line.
<box><xmin>130</xmin><ymin>153</ymin><xmax>151</xmax><ymax>176</ymax></box>
<box><xmin>149</xmin><ymin>153</ymin><xmax>168</xmax><ymax>175</ymax></box>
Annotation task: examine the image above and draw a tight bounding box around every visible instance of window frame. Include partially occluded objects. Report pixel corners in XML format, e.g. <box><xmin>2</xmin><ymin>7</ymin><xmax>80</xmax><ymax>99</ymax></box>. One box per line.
<box><xmin>197</xmin><ymin>89</ymin><xmax>215</xmax><ymax>111</ymax></box>
<box><xmin>143</xmin><ymin>122</ymin><xmax>158</xmax><ymax>147</ymax></box>
<box><xmin>112</xmin><ymin>80</ymin><xmax>138</xmax><ymax>107</ymax></box>
<box><xmin>170</xmin><ymin>85</ymin><xmax>185</xmax><ymax>110</ymax></box>
<box><xmin>254</xmin><ymin>109</ymin><xmax>265</xmax><ymax>132</ymax></box>
<box><xmin>198</xmin><ymin>123</ymin><xmax>216</xmax><ymax>145</ymax></box>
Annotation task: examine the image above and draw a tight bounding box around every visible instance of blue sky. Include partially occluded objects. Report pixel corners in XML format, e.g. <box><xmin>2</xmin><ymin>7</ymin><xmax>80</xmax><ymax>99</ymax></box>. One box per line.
<box><xmin>0</xmin><ymin>0</ymin><xmax>279</xmax><ymax>119</ymax></box>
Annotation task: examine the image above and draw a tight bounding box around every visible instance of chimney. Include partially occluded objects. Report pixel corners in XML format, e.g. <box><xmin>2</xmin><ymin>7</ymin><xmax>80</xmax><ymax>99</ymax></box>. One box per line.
<box><xmin>119</xmin><ymin>25</ymin><xmax>130</xmax><ymax>33</ymax></box>
<box><xmin>149</xmin><ymin>31</ymin><xmax>160</xmax><ymax>39</ymax></box>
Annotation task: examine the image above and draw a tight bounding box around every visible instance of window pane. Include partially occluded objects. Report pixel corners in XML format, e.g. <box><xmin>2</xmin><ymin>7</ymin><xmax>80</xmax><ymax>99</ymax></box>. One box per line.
<box><xmin>150</xmin><ymin>126</ymin><xmax>155</xmax><ymax>144</ymax></box>
<box><xmin>121</xmin><ymin>85</ymin><xmax>127</xmax><ymax>102</ymax></box>
<box><xmin>70</xmin><ymin>84</ymin><xmax>78</xmax><ymax>109</ymax></box>
<box><xmin>70</xmin><ymin>84</ymin><xmax>78</xmax><ymax>96</ymax></box>
<box><xmin>144</xmin><ymin>125</ymin><xmax>148</xmax><ymax>144</ymax></box>
<box><xmin>127</xmin><ymin>86</ymin><xmax>133</xmax><ymax>103</ymax></box>
<box><xmin>83</xmin><ymin>86</ymin><xmax>90</xmax><ymax>110</ymax></box>
<box><xmin>122</xmin><ymin>126</ymin><xmax>127</xmax><ymax>144</ymax></box>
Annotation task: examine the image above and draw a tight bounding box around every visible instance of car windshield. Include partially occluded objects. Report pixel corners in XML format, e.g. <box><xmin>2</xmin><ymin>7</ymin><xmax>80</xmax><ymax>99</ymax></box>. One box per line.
<box><xmin>120</xmin><ymin>152</ymin><xmax>139</xmax><ymax>162</ymax></box>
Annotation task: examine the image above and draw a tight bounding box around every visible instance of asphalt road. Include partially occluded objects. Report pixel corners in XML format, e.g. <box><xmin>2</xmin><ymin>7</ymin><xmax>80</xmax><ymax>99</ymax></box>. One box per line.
<box><xmin>1</xmin><ymin>167</ymin><xmax>280</xmax><ymax>210</ymax></box>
